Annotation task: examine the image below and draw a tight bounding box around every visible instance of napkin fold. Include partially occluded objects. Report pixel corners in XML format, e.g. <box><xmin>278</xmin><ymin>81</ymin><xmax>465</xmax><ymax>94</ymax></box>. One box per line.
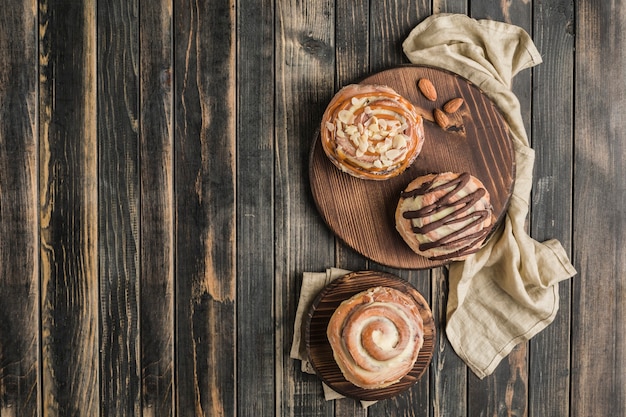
<box><xmin>402</xmin><ymin>13</ymin><xmax>576</xmax><ymax>378</ymax></box>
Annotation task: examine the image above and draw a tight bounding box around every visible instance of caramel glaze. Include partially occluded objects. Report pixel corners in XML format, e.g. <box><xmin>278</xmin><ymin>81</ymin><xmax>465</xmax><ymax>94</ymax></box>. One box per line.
<box><xmin>400</xmin><ymin>172</ymin><xmax>492</xmax><ymax>261</ymax></box>
<box><xmin>320</xmin><ymin>84</ymin><xmax>423</xmax><ymax>180</ymax></box>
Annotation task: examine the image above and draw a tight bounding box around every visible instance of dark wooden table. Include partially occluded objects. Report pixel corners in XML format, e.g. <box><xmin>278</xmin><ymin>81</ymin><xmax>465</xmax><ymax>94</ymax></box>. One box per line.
<box><xmin>1</xmin><ymin>1</ymin><xmax>624</xmax><ymax>416</ymax></box>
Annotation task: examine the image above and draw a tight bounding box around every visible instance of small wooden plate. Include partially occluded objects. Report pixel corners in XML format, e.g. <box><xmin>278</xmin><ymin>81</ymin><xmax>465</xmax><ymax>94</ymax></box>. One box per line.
<box><xmin>305</xmin><ymin>271</ymin><xmax>435</xmax><ymax>401</ymax></box>
<box><xmin>309</xmin><ymin>65</ymin><xmax>515</xmax><ymax>269</ymax></box>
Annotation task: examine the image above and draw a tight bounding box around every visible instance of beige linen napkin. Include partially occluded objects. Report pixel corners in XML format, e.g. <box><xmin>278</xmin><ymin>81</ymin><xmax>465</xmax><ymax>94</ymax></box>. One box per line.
<box><xmin>402</xmin><ymin>14</ymin><xmax>577</xmax><ymax>378</ymax></box>
<box><xmin>290</xmin><ymin>268</ymin><xmax>377</xmax><ymax>408</ymax></box>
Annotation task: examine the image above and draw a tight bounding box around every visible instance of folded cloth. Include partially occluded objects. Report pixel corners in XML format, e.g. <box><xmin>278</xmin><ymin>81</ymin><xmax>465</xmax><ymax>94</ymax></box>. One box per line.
<box><xmin>402</xmin><ymin>14</ymin><xmax>577</xmax><ymax>378</ymax></box>
<box><xmin>290</xmin><ymin>268</ymin><xmax>376</xmax><ymax>408</ymax></box>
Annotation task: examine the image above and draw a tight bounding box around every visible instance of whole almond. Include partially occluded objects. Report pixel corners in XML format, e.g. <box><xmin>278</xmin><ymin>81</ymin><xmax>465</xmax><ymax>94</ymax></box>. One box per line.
<box><xmin>418</xmin><ymin>78</ymin><xmax>437</xmax><ymax>101</ymax></box>
<box><xmin>443</xmin><ymin>97</ymin><xmax>464</xmax><ymax>113</ymax></box>
<box><xmin>433</xmin><ymin>108</ymin><xmax>449</xmax><ymax>129</ymax></box>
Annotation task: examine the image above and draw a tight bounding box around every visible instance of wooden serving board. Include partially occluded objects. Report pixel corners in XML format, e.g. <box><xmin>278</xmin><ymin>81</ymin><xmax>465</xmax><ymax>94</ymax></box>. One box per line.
<box><xmin>309</xmin><ymin>65</ymin><xmax>515</xmax><ymax>269</ymax></box>
<box><xmin>305</xmin><ymin>271</ymin><xmax>435</xmax><ymax>401</ymax></box>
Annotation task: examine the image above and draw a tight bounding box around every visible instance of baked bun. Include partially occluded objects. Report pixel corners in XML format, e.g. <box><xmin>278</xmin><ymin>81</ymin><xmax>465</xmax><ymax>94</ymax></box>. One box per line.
<box><xmin>326</xmin><ymin>286</ymin><xmax>424</xmax><ymax>389</ymax></box>
<box><xmin>320</xmin><ymin>84</ymin><xmax>425</xmax><ymax>180</ymax></box>
<box><xmin>395</xmin><ymin>172</ymin><xmax>495</xmax><ymax>261</ymax></box>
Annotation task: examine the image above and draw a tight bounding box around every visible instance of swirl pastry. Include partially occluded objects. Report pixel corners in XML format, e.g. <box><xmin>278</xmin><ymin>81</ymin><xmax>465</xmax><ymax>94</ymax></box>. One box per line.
<box><xmin>326</xmin><ymin>286</ymin><xmax>424</xmax><ymax>389</ymax></box>
<box><xmin>320</xmin><ymin>84</ymin><xmax>425</xmax><ymax>180</ymax></box>
<box><xmin>395</xmin><ymin>172</ymin><xmax>495</xmax><ymax>261</ymax></box>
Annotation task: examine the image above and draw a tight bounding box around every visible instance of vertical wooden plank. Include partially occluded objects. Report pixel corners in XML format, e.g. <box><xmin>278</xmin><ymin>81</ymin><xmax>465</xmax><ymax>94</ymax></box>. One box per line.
<box><xmin>572</xmin><ymin>1</ymin><xmax>626</xmax><ymax>416</ymax></box>
<box><xmin>236</xmin><ymin>0</ymin><xmax>276</xmax><ymax>415</ymax></box>
<box><xmin>425</xmin><ymin>4</ymin><xmax>470</xmax><ymax>417</ymax></box>
<box><xmin>173</xmin><ymin>0</ymin><xmax>236</xmax><ymax>415</ymax></box>
<box><xmin>529</xmin><ymin>1</ymin><xmax>574</xmax><ymax>416</ymax></box>
<box><xmin>369</xmin><ymin>0</ymin><xmax>429</xmax><ymax>72</ymax></box>
<box><xmin>274</xmin><ymin>0</ymin><xmax>335</xmax><ymax>416</ymax></box>
<box><xmin>431</xmin><ymin>267</ymin><xmax>467</xmax><ymax>417</ymax></box>
<box><xmin>366</xmin><ymin>1</ymin><xmax>432</xmax><ymax>415</ymax></box>
<box><xmin>0</xmin><ymin>1</ymin><xmax>39</xmax><ymax>416</ymax></box>
<box><xmin>335</xmin><ymin>0</ymin><xmax>369</xmax><ymax>90</ymax></box>
<box><xmin>333</xmin><ymin>2</ymin><xmax>369</xmax><ymax>415</ymax></box>
<box><xmin>432</xmin><ymin>0</ymin><xmax>467</xmax><ymax>15</ymax></box>
<box><xmin>464</xmin><ymin>3</ymin><xmax>532</xmax><ymax>417</ymax></box>
<box><xmin>139</xmin><ymin>0</ymin><xmax>174</xmax><ymax>416</ymax></box>
<box><xmin>39</xmin><ymin>0</ymin><xmax>99</xmax><ymax>416</ymax></box>
<box><xmin>97</xmin><ymin>0</ymin><xmax>140</xmax><ymax>415</ymax></box>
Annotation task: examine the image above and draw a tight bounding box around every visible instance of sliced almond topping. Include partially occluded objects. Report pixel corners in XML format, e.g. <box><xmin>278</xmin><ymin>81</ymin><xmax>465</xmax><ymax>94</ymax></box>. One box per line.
<box><xmin>338</xmin><ymin>109</ymin><xmax>353</xmax><ymax>124</ymax></box>
<box><xmin>392</xmin><ymin>134</ymin><xmax>407</xmax><ymax>149</ymax></box>
<box><xmin>386</xmin><ymin>148</ymin><xmax>401</xmax><ymax>160</ymax></box>
<box><xmin>359</xmin><ymin>138</ymin><xmax>368</xmax><ymax>150</ymax></box>
<box><xmin>345</xmin><ymin>125</ymin><xmax>358</xmax><ymax>136</ymax></box>
<box><xmin>325</xmin><ymin>121</ymin><xmax>335</xmax><ymax>131</ymax></box>
<box><xmin>350</xmin><ymin>133</ymin><xmax>360</xmax><ymax>147</ymax></box>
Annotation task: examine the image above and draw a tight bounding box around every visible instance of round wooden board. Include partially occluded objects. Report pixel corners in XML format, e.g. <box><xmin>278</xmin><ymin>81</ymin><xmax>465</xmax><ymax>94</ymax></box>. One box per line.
<box><xmin>305</xmin><ymin>271</ymin><xmax>435</xmax><ymax>401</ymax></box>
<box><xmin>309</xmin><ymin>65</ymin><xmax>515</xmax><ymax>269</ymax></box>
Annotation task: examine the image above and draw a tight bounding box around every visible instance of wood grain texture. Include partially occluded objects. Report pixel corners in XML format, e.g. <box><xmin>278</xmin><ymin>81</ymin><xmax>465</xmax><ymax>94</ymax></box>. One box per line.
<box><xmin>173</xmin><ymin>0</ymin><xmax>236</xmax><ymax>415</ymax></box>
<box><xmin>426</xmin><ymin>5</ymin><xmax>468</xmax><ymax>417</ymax></box>
<box><xmin>529</xmin><ymin>1</ymin><xmax>575</xmax><ymax>416</ymax></box>
<box><xmin>0</xmin><ymin>1</ymin><xmax>39</xmax><ymax>416</ymax></box>
<box><xmin>369</xmin><ymin>0</ymin><xmax>429</xmax><ymax>73</ymax></box>
<box><xmin>274</xmin><ymin>0</ymin><xmax>336</xmax><ymax>416</ymax></box>
<box><xmin>306</xmin><ymin>271</ymin><xmax>435</xmax><ymax>401</ymax></box>
<box><xmin>236</xmin><ymin>0</ymin><xmax>276</xmax><ymax>415</ymax></box>
<box><xmin>140</xmin><ymin>0</ymin><xmax>174</xmax><ymax>416</ymax></box>
<box><xmin>465</xmin><ymin>3</ymin><xmax>532</xmax><ymax>417</ymax></box>
<box><xmin>310</xmin><ymin>66</ymin><xmax>515</xmax><ymax>270</ymax></box>
<box><xmin>572</xmin><ymin>1</ymin><xmax>626</xmax><ymax>416</ymax></box>
<box><xmin>365</xmin><ymin>5</ymin><xmax>434</xmax><ymax>417</ymax></box>
<box><xmin>39</xmin><ymin>0</ymin><xmax>99</xmax><ymax>415</ymax></box>
<box><xmin>98</xmin><ymin>0</ymin><xmax>140</xmax><ymax>415</ymax></box>
<box><xmin>332</xmin><ymin>8</ymin><xmax>371</xmax><ymax>415</ymax></box>
<box><xmin>0</xmin><ymin>1</ymin><xmax>621</xmax><ymax>416</ymax></box>
<box><xmin>431</xmin><ymin>268</ymin><xmax>466</xmax><ymax>417</ymax></box>
<box><xmin>333</xmin><ymin>0</ymin><xmax>370</xmax><ymax>283</ymax></box>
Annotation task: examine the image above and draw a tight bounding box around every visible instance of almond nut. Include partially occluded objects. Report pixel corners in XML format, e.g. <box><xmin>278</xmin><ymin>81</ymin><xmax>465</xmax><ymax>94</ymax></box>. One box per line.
<box><xmin>433</xmin><ymin>108</ymin><xmax>449</xmax><ymax>129</ymax></box>
<box><xmin>418</xmin><ymin>78</ymin><xmax>437</xmax><ymax>101</ymax></box>
<box><xmin>443</xmin><ymin>97</ymin><xmax>464</xmax><ymax>113</ymax></box>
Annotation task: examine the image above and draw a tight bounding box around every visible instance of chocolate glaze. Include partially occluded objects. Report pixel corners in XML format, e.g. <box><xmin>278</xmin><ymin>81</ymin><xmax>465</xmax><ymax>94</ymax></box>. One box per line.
<box><xmin>400</xmin><ymin>173</ymin><xmax>492</xmax><ymax>261</ymax></box>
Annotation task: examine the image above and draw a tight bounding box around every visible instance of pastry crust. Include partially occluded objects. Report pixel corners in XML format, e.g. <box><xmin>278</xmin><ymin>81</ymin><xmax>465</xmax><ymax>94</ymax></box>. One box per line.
<box><xmin>326</xmin><ymin>286</ymin><xmax>424</xmax><ymax>389</ymax></box>
<box><xmin>320</xmin><ymin>84</ymin><xmax>424</xmax><ymax>180</ymax></box>
<box><xmin>395</xmin><ymin>172</ymin><xmax>495</xmax><ymax>261</ymax></box>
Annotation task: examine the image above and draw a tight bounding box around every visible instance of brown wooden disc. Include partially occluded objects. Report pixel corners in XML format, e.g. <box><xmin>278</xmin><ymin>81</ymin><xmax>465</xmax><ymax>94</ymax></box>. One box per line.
<box><xmin>309</xmin><ymin>65</ymin><xmax>515</xmax><ymax>269</ymax></box>
<box><xmin>305</xmin><ymin>271</ymin><xmax>435</xmax><ymax>401</ymax></box>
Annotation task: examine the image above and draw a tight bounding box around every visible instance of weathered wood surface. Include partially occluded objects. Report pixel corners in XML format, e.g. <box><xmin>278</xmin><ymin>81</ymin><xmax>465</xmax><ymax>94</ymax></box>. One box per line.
<box><xmin>0</xmin><ymin>0</ymin><xmax>623</xmax><ymax>416</ymax></box>
<box><xmin>306</xmin><ymin>271</ymin><xmax>435</xmax><ymax>401</ymax></box>
<box><xmin>310</xmin><ymin>66</ymin><xmax>515</xmax><ymax>270</ymax></box>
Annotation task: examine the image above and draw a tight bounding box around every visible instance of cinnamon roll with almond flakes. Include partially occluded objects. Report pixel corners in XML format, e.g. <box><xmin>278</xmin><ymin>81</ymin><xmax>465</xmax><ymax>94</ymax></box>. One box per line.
<box><xmin>326</xmin><ymin>286</ymin><xmax>424</xmax><ymax>389</ymax></box>
<box><xmin>320</xmin><ymin>84</ymin><xmax>425</xmax><ymax>180</ymax></box>
<box><xmin>395</xmin><ymin>172</ymin><xmax>495</xmax><ymax>261</ymax></box>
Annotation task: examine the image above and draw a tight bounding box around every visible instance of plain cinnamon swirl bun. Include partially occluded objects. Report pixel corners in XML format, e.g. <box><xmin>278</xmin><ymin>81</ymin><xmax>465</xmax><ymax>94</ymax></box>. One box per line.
<box><xmin>395</xmin><ymin>172</ymin><xmax>495</xmax><ymax>261</ymax></box>
<box><xmin>320</xmin><ymin>84</ymin><xmax>425</xmax><ymax>180</ymax></box>
<box><xmin>326</xmin><ymin>286</ymin><xmax>424</xmax><ymax>389</ymax></box>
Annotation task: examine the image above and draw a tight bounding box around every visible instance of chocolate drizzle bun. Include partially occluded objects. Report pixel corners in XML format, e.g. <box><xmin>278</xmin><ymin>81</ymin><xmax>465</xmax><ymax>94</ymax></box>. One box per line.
<box><xmin>320</xmin><ymin>84</ymin><xmax>425</xmax><ymax>180</ymax></box>
<box><xmin>395</xmin><ymin>172</ymin><xmax>495</xmax><ymax>261</ymax></box>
